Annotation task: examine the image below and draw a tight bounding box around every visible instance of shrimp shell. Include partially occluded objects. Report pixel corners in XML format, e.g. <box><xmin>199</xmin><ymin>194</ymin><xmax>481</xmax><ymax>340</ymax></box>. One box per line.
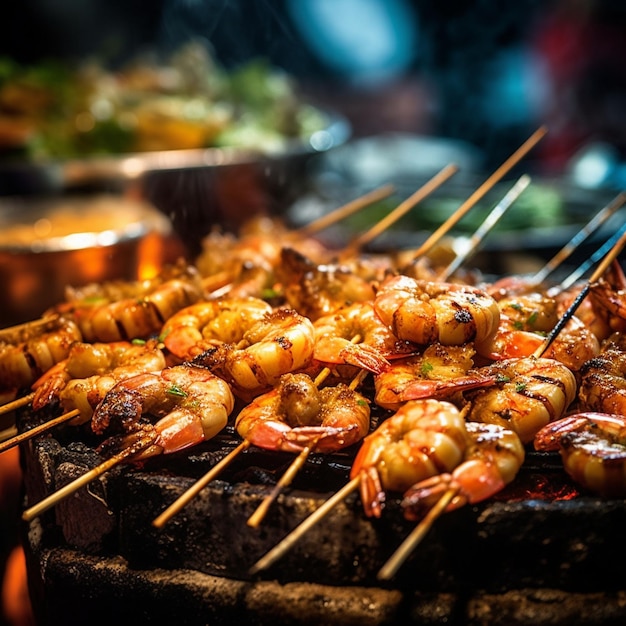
<box><xmin>235</xmin><ymin>372</ymin><xmax>370</xmax><ymax>453</ymax></box>
<box><xmin>465</xmin><ymin>357</ymin><xmax>577</xmax><ymax>444</ymax></box>
<box><xmin>161</xmin><ymin>297</ymin><xmax>273</xmax><ymax>360</ymax></box>
<box><xmin>578</xmin><ymin>333</ymin><xmax>626</xmax><ymax>415</ymax></box>
<box><xmin>534</xmin><ymin>412</ymin><xmax>626</xmax><ymax>497</ymax></box>
<box><xmin>92</xmin><ymin>364</ymin><xmax>234</xmax><ymax>460</ymax></box>
<box><xmin>402</xmin><ymin>422</ymin><xmax>524</xmax><ymax>520</ymax></box>
<box><xmin>350</xmin><ymin>399</ymin><xmax>469</xmax><ymax>518</ymax></box>
<box><xmin>374</xmin><ymin>275</ymin><xmax>500</xmax><ymax>347</ymax></box>
<box><xmin>0</xmin><ymin>316</ymin><xmax>82</xmax><ymax>390</ymax></box>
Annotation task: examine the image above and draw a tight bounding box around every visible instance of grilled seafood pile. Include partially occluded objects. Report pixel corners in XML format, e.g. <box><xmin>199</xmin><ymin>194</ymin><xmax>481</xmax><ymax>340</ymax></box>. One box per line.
<box><xmin>4</xmin><ymin>211</ymin><xmax>626</xmax><ymax>592</ymax></box>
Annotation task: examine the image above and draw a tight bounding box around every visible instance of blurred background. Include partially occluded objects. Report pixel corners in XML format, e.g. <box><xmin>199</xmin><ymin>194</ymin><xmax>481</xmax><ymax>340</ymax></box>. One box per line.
<box><xmin>1</xmin><ymin>2</ymin><xmax>626</xmax><ymax>625</ymax></box>
<box><xmin>1</xmin><ymin>0</ymin><xmax>626</xmax><ymax>177</ymax></box>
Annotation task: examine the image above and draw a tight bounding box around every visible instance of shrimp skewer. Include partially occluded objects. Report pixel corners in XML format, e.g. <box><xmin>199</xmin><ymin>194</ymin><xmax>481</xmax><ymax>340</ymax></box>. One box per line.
<box><xmin>153</xmin><ymin>338</ymin><xmax>367</xmax><ymax>529</ymax></box>
<box><xmin>349</xmin><ymin>399</ymin><xmax>470</xmax><ymax>518</ymax></box>
<box><xmin>312</xmin><ymin>301</ymin><xmax>413</xmax><ymax>378</ymax></box>
<box><xmin>379</xmin><ymin>421</ymin><xmax>525</xmax><ymax>579</ymax></box>
<box><xmin>0</xmin><ymin>316</ymin><xmax>82</xmax><ymax>392</ymax></box>
<box><xmin>534</xmin><ymin>412</ymin><xmax>626</xmax><ymax>497</ymax></box>
<box><xmin>373</xmin><ymin>343</ymin><xmax>497</xmax><ymax>411</ymax></box>
<box><xmin>191</xmin><ymin>307</ymin><xmax>316</xmax><ymax>401</ymax></box>
<box><xmin>246</xmin><ymin>366</ymin><xmax>370</xmax><ymax>528</ymax></box>
<box><xmin>248</xmin><ymin>399</ymin><xmax>497</xmax><ymax>575</ymax></box>
<box><xmin>373</xmin><ymin>274</ymin><xmax>501</xmax><ymax>347</ymax></box>
<box><xmin>196</xmin><ymin>184</ymin><xmax>397</xmax><ymax>298</ymax></box>
<box><xmin>235</xmin><ymin>371</ymin><xmax>371</xmax><ymax>455</ymax></box>
<box><xmin>467</xmin><ymin>231</ymin><xmax>626</xmax><ymax>445</ymax></box>
<box><xmin>31</xmin><ymin>339</ymin><xmax>167</xmax><ymax>415</ymax></box>
<box><xmin>22</xmin><ymin>362</ymin><xmax>237</xmax><ymax>516</ymax></box>
<box><xmin>0</xmin><ymin>340</ymin><xmax>168</xmax><ymax>454</ymax></box>
<box><xmin>48</xmin><ymin>262</ymin><xmax>205</xmax><ymax>343</ymax></box>
<box><xmin>91</xmin><ymin>363</ymin><xmax>234</xmax><ymax>460</ymax></box>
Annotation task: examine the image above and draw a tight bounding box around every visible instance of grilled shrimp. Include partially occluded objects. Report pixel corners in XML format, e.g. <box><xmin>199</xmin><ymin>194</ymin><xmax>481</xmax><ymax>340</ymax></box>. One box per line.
<box><xmin>161</xmin><ymin>297</ymin><xmax>273</xmax><ymax>360</ymax></box>
<box><xmin>235</xmin><ymin>372</ymin><xmax>370</xmax><ymax>453</ymax></box>
<box><xmin>373</xmin><ymin>274</ymin><xmax>500</xmax><ymax>347</ymax></box>
<box><xmin>534</xmin><ymin>412</ymin><xmax>626</xmax><ymax>497</ymax></box>
<box><xmin>464</xmin><ymin>357</ymin><xmax>578</xmax><ymax>444</ymax></box>
<box><xmin>31</xmin><ymin>339</ymin><xmax>167</xmax><ymax>423</ymax></box>
<box><xmin>192</xmin><ymin>308</ymin><xmax>316</xmax><ymax>401</ymax></box>
<box><xmin>373</xmin><ymin>343</ymin><xmax>497</xmax><ymax>410</ymax></box>
<box><xmin>66</xmin><ymin>277</ymin><xmax>204</xmax><ymax>343</ymax></box>
<box><xmin>477</xmin><ymin>293</ymin><xmax>600</xmax><ymax>371</ymax></box>
<box><xmin>0</xmin><ymin>316</ymin><xmax>82</xmax><ymax>391</ymax></box>
<box><xmin>350</xmin><ymin>399</ymin><xmax>470</xmax><ymax>518</ymax></box>
<box><xmin>91</xmin><ymin>364</ymin><xmax>234</xmax><ymax>461</ymax></box>
<box><xmin>578</xmin><ymin>332</ymin><xmax>626</xmax><ymax>415</ymax></box>
<box><xmin>313</xmin><ymin>302</ymin><xmax>413</xmax><ymax>376</ymax></box>
<box><xmin>275</xmin><ymin>247</ymin><xmax>376</xmax><ymax>321</ymax></box>
<box><xmin>402</xmin><ymin>422</ymin><xmax>525</xmax><ymax>519</ymax></box>
<box><xmin>585</xmin><ymin>259</ymin><xmax>626</xmax><ymax>339</ymax></box>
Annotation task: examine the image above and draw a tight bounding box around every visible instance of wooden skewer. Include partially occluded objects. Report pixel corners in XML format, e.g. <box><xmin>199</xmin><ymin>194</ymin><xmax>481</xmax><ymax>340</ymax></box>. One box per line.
<box><xmin>0</xmin><ymin>392</ymin><xmax>35</xmax><ymax>417</ymax></box>
<box><xmin>205</xmin><ymin>186</ymin><xmax>396</xmax><ymax>299</ymax></box>
<box><xmin>377</xmin><ymin>486</ymin><xmax>460</xmax><ymax>581</ymax></box>
<box><xmin>151</xmin><ymin>356</ymin><xmax>348</xmax><ymax>530</ymax></box>
<box><xmin>340</xmin><ymin>164</ymin><xmax>458</xmax><ymax>260</ymax></box>
<box><xmin>152</xmin><ymin>440</ymin><xmax>251</xmax><ymax>528</ymax></box>
<box><xmin>0</xmin><ymin>409</ymin><xmax>80</xmax><ymax>454</ymax></box>
<box><xmin>557</xmin><ymin>221</ymin><xmax>626</xmax><ymax>292</ymax></box>
<box><xmin>530</xmin><ymin>191</ymin><xmax>626</xmax><ymax>286</ymax></box>
<box><xmin>247</xmin><ymin>439</ymin><xmax>319</xmax><ymax>529</ymax></box>
<box><xmin>246</xmin><ymin>365</ymin><xmax>369</xmax><ymax>528</ymax></box>
<box><xmin>292</xmin><ymin>183</ymin><xmax>396</xmax><ymax>239</ymax></box>
<box><xmin>533</xmin><ymin>227</ymin><xmax>626</xmax><ymax>359</ymax></box>
<box><xmin>22</xmin><ymin>433</ymin><xmax>155</xmax><ymax>522</ymax></box>
<box><xmin>248</xmin><ymin>475</ymin><xmax>361</xmax><ymax>575</ymax></box>
<box><xmin>0</xmin><ymin>314</ymin><xmax>60</xmax><ymax>339</ymax></box>
<box><xmin>438</xmin><ymin>174</ymin><xmax>531</xmax><ymax>282</ymax></box>
<box><xmin>410</xmin><ymin>125</ymin><xmax>548</xmax><ymax>262</ymax></box>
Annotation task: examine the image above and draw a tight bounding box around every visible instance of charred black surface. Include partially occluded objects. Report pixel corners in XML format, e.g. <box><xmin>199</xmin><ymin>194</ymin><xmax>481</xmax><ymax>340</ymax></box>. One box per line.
<box><xmin>18</xmin><ymin>405</ymin><xmax>626</xmax><ymax>625</ymax></box>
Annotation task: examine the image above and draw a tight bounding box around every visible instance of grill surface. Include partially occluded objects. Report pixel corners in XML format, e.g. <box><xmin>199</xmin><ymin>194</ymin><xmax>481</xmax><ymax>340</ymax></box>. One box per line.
<box><xmin>19</xmin><ymin>410</ymin><xmax>626</xmax><ymax>626</ymax></box>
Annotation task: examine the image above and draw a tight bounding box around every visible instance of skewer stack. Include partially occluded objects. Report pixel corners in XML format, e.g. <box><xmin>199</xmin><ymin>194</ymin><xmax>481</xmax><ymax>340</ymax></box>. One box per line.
<box><xmin>7</xmin><ymin>126</ymin><xmax>626</xmax><ymax>626</ymax></box>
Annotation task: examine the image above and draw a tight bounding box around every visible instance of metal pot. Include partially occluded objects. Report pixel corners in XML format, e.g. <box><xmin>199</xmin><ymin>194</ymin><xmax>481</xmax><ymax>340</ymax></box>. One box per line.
<box><xmin>0</xmin><ymin>194</ymin><xmax>172</xmax><ymax>327</ymax></box>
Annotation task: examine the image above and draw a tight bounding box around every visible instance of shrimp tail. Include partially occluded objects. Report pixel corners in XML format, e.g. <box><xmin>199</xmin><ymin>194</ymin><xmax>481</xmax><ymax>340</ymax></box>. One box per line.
<box><xmin>240</xmin><ymin>419</ymin><xmax>295</xmax><ymax>452</ymax></box>
<box><xmin>358</xmin><ymin>466</ymin><xmax>386</xmax><ymax>518</ymax></box>
<box><xmin>31</xmin><ymin>360</ymin><xmax>71</xmax><ymax>410</ymax></box>
<box><xmin>96</xmin><ymin>427</ymin><xmax>160</xmax><ymax>462</ymax></box>
<box><xmin>534</xmin><ymin>412</ymin><xmax>625</xmax><ymax>452</ymax></box>
<box><xmin>314</xmin><ymin>338</ymin><xmax>390</xmax><ymax>374</ymax></box>
<box><xmin>152</xmin><ymin>408</ymin><xmax>211</xmax><ymax>455</ymax></box>
<box><xmin>340</xmin><ymin>343</ymin><xmax>391</xmax><ymax>374</ymax></box>
<box><xmin>401</xmin><ymin>473</ymin><xmax>455</xmax><ymax>521</ymax></box>
<box><xmin>399</xmin><ymin>373</ymin><xmax>498</xmax><ymax>401</ymax></box>
<box><xmin>283</xmin><ymin>424</ymin><xmax>361</xmax><ymax>453</ymax></box>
